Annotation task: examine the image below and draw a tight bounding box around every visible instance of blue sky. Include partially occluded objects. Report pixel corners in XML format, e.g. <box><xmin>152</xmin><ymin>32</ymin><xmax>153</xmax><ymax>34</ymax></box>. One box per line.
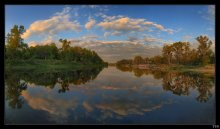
<box><xmin>5</xmin><ymin>5</ymin><xmax>215</xmax><ymax>62</ymax></box>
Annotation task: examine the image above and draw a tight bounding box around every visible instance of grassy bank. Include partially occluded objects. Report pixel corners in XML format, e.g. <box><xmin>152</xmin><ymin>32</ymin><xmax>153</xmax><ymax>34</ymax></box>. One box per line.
<box><xmin>5</xmin><ymin>59</ymin><xmax>107</xmax><ymax>72</ymax></box>
<box><xmin>155</xmin><ymin>64</ymin><xmax>215</xmax><ymax>75</ymax></box>
<box><xmin>121</xmin><ymin>64</ymin><xmax>215</xmax><ymax>75</ymax></box>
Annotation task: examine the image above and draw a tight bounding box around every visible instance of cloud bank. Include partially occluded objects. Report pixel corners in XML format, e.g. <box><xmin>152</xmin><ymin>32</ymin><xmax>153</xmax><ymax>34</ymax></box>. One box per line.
<box><xmin>22</xmin><ymin>7</ymin><xmax>81</xmax><ymax>39</ymax></box>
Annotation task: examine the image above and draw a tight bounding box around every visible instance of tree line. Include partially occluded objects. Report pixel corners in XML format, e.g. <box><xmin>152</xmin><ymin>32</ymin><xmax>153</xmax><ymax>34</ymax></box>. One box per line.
<box><xmin>116</xmin><ymin>35</ymin><xmax>214</xmax><ymax>66</ymax></box>
<box><xmin>5</xmin><ymin>25</ymin><xmax>106</xmax><ymax>65</ymax></box>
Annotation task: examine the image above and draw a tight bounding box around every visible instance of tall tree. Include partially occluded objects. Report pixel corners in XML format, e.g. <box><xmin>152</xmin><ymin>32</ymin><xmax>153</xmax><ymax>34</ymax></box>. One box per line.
<box><xmin>6</xmin><ymin>25</ymin><xmax>25</xmax><ymax>49</ymax></box>
<box><xmin>162</xmin><ymin>44</ymin><xmax>173</xmax><ymax>64</ymax></box>
<box><xmin>196</xmin><ymin>35</ymin><xmax>213</xmax><ymax>65</ymax></box>
<box><xmin>6</xmin><ymin>25</ymin><xmax>26</xmax><ymax>59</ymax></box>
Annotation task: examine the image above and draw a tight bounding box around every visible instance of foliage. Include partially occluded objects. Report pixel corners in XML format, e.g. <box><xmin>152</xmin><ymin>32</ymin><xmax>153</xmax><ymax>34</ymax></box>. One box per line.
<box><xmin>5</xmin><ymin>25</ymin><xmax>106</xmax><ymax>65</ymax></box>
<box><xmin>116</xmin><ymin>35</ymin><xmax>214</xmax><ymax>66</ymax></box>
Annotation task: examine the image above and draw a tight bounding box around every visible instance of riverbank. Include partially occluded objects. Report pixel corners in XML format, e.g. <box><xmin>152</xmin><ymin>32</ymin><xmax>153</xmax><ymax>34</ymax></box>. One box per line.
<box><xmin>118</xmin><ymin>64</ymin><xmax>215</xmax><ymax>75</ymax></box>
<box><xmin>167</xmin><ymin>64</ymin><xmax>214</xmax><ymax>75</ymax></box>
<box><xmin>5</xmin><ymin>59</ymin><xmax>107</xmax><ymax>72</ymax></box>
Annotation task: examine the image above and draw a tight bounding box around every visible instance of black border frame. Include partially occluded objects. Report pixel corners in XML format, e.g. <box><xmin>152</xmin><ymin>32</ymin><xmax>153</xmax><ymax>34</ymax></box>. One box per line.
<box><xmin>1</xmin><ymin>0</ymin><xmax>219</xmax><ymax>128</ymax></box>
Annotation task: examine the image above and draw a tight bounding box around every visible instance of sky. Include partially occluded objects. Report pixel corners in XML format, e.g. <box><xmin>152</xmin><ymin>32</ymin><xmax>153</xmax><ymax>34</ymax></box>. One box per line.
<box><xmin>5</xmin><ymin>5</ymin><xmax>215</xmax><ymax>63</ymax></box>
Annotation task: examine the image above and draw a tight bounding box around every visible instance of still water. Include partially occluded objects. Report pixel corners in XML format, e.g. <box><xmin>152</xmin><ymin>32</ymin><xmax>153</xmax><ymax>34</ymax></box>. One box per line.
<box><xmin>5</xmin><ymin>66</ymin><xmax>215</xmax><ymax>124</ymax></box>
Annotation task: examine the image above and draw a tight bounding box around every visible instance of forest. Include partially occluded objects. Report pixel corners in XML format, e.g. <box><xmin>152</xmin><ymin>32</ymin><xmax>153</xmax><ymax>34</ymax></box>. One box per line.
<box><xmin>116</xmin><ymin>35</ymin><xmax>215</xmax><ymax>67</ymax></box>
<box><xmin>5</xmin><ymin>25</ymin><xmax>107</xmax><ymax>67</ymax></box>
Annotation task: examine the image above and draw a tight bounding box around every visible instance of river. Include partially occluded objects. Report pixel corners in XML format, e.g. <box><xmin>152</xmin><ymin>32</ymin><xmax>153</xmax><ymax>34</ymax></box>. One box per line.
<box><xmin>5</xmin><ymin>66</ymin><xmax>215</xmax><ymax>124</ymax></box>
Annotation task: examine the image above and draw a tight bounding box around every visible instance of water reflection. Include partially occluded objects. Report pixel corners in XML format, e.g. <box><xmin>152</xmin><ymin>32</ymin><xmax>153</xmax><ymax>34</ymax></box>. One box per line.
<box><xmin>5</xmin><ymin>75</ymin><xmax>27</xmax><ymax>109</ymax></box>
<box><xmin>5</xmin><ymin>66</ymin><xmax>215</xmax><ymax>124</ymax></box>
<box><xmin>5</xmin><ymin>67</ymin><xmax>104</xmax><ymax>109</ymax></box>
<box><xmin>116</xmin><ymin>65</ymin><xmax>166</xmax><ymax>79</ymax></box>
<box><xmin>116</xmin><ymin>65</ymin><xmax>214</xmax><ymax>103</ymax></box>
<box><xmin>162</xmin><ymin>72</ymin><xmax>214</xmax><ymax>103</ymax></box>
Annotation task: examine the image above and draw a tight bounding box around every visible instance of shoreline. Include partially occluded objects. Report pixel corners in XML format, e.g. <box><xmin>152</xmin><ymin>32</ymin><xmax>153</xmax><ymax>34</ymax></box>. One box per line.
<box><xmin>117</xmin><ymin>64</ymin><xmax>215</xmax><ymax>75</ymax></box>
<box><xmin>5</xmin><ymin>59</ymin><xmax>107</xmax><ymax>71</ymax></box>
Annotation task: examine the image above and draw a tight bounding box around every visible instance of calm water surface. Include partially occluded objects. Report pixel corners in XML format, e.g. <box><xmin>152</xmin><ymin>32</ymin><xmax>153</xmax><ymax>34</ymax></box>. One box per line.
<box><xmin>5</xmin><ymin>66</ymin><xmax>215</xmax><ymax>124</ymax></box>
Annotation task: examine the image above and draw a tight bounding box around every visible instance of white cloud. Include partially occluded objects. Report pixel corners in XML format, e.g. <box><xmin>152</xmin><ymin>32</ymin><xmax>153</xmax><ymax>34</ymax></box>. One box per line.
<box><xmin>97</xmin><ymin>16</ymin><xmax>174</xmax><ymax>36</ymax></box>
<box><xmin>85</xmin><ymin>19</ymin><xmax>96</xmax><ymax>30</ymax></box>
<box><xmin>98</xmin><ymin>17</ymin><xmax>144</xmax><ymax>32</ymax></box>
<box><xmin>28</xmin><ymin>35</ymin><xmax>62</xmax><ymax>48</ymax></box>
<box><xmin>144</xmin><ymin>22</ymin><xmax>174</xmax><ymax>34</ymax></box>
<box><xmin>22</xmin><ymin>7</ymin><xmax>81</xmax><ymax>39</ymax></box>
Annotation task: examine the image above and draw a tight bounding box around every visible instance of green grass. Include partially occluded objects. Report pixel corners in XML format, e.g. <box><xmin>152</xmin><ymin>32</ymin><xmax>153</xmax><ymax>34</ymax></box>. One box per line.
<box><xmin>5</xmin><ymin>59</ymin><xmax>106</xmax><ymax>72</ymax></box>
<box><xmin>146</xmin><ymin>64</ymin><xmax>214</xmax><ymax>75</ymax></box>
<box><xmin>166</xmin><ymin>64</ymin><xmax>214</xmax><ymax>75</ymax></box>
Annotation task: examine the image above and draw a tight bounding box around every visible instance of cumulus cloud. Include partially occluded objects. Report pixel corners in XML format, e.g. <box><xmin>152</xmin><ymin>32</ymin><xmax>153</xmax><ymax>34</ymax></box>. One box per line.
<box><xmin>85</xmin><ymin>19</ymin><xmax>96</xmax><ymax>29</ymax></box>
<box><xmin>144</xmin><ymin>22</ymin><xmax>174</xmax><ymax>34</ymax></box>
<box><xmin>97</xmin><ymin>17</ymin><xmax>145</xmax><ymax>32</ymax></box>
<box><xmin>22</xmin><ymin>7</ymin><xmax>81</xmax><ymax>39</ymax></box>
<box><xmin>97</xmin><ymin>16</ymin><xmax>174</xmax><ymax>36</ymax></box>
<box><xmin>28</xmin><ymin>35</ymin><xmax>60</xmax><ymax>47</ymax></box>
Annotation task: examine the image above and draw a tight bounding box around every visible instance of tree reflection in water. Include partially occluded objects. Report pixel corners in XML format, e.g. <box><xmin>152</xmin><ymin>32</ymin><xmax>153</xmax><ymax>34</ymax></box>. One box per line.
<box><xmin>5</xmin><ymin>65</ymin><xmax>214</xmax><ymax>110</ymax></box>
<box><xmin>162</xmin><ymin>72</ymin><xmax>213</xmax><ymax>102</ymax></box>
<box><xmin>5</xmin><ymin>67</ymin><xmax>104</xmax><ymax>108</ymax></box>
<box><xmin>5</xmin><ymin>72</ymin><xmax>27</xmax><ymax>109</ymax></box>
<box><xmin>116</xmin><ymin>65</ymin><xmax>214</xmax><ymax>103</ymax></box>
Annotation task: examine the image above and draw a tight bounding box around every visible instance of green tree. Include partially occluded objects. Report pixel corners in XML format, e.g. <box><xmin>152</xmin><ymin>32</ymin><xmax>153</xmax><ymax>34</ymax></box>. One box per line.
<box><xmin>5</xmin><ymin>25</ymin><xmax>27</xmax><ymax>59</ymax></box>
<box><xmin>196</xmin><ymin>35</ymin><xmax>213</xmax><ymax>65</ymax></box>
